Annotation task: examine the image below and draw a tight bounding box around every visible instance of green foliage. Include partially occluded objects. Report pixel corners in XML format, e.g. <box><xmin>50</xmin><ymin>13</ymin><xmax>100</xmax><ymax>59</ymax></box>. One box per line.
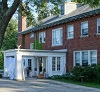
<box><xmin>0</xmin><ymin>51</ymin><xmax>3</xmax><ymax>69</ymax></box>
<box><xmin>33</xmin><ymin>39</ymin><xmax>43</xmax><ymax>50</ymax></box>
<box><xmin>71</xmin><ymin>65</ymin><xmax>100</xmax><ymax>83</ymax></box>
<box><xmin>2</xmin><ymin>19</ymin><xmax>18</xmax><ymax>50</ymax></box>
<box><xmin>72</xmin><ymin>0</ymin><xmax>100</xmax><ymax>7</ymax></box>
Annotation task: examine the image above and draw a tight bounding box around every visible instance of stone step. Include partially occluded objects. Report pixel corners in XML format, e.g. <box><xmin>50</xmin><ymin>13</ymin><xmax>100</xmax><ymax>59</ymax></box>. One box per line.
<box><xmin>38</xmin><ymin>74</ymin><xmax>44</xmax><ymax>79</ymax></box>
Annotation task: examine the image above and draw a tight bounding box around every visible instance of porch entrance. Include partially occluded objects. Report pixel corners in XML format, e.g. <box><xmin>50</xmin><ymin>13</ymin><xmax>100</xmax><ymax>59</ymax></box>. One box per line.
<box><xmin>23</xmin><ymin>56</ymin><xmax>46</xmax><ymax>78</ymax></box>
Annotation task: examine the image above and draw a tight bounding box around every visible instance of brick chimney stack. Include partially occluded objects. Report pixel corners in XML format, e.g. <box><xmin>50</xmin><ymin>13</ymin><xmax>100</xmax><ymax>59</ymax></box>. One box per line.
<box><xmin>18</xmin><ymin>12</ymin><xmax>27</xmax><ymax>32</ymax></box>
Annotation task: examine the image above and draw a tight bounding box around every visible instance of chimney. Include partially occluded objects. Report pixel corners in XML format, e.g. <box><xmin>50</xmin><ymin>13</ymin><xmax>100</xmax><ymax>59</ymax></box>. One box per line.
<box><xmin>18</xmin><ymin>12</ymin><xmax>27</xmax><ymax>32</ymax></box>
<box><xmin>60</xmin><ymin>2</ymin><xmax>82</xmax><ymax>15</ymax></box>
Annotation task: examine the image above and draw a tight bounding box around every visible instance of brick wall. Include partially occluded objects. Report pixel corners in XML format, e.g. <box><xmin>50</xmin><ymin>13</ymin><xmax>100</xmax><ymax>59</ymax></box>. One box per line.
<box><xmin>18</xmin><ymin>14</ymin><xmax>100</xmax><ymax>71</ymax></box>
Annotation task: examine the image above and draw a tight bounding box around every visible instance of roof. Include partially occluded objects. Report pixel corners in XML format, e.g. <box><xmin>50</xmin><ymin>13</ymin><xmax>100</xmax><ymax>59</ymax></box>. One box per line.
<box><xmin>18</xmin><ymin>5</ymin><xmax>100</xmax><ymax>35</ymax></box>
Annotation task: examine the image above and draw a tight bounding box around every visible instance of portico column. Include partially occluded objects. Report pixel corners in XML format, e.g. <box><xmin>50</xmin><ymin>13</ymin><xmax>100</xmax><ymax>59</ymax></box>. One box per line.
<box><xmin>47</xmin><ymin>56</ymin><xmax>52</xmax><ymax>76</ymax></box>
<box><xmin>15</xmin><ymin>52</ymin><xmax>23</xmax><ymax>80</ymax></box>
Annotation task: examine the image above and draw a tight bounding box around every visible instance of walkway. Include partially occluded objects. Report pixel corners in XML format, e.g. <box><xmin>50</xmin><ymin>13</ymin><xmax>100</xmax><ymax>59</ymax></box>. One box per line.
<box><xmin>0</xmin><ymin>78</ymin><xmax>100</xmax><ymax>92</ymax></box>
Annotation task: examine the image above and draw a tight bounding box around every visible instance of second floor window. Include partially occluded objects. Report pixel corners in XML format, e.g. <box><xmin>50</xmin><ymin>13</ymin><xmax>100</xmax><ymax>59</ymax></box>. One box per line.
<box><xmin>39</xmin><ymin>32</ymin><xmax>46</xmax><ymax>43</ymax></box>
<box><xmin>52</xmin><ymin>28</ymin><xmax>62</xmax><ymax>46</ymax></box>
<box><xmin>67</xmin><ymin>25</ymin><xmax>74</xmax><ymax>39</ymax></box>
<box><xmin>81</xmin><ymin>21</ymin><xmax>88</xmax><ymax>36</ymax></box>
<box><xmin>97</xmin><ymin>18</ymin><xmax>100</xmax><ymax>34</ymax></box>
<box><xmin>30</xmin><ymin>43</ymin><xmax>33</xmax><ymax>49</ymax></box>
<box><xmin>30</xmin><ymin>33</ymin><xmax>34</xmax><ymax>38</ymax></box>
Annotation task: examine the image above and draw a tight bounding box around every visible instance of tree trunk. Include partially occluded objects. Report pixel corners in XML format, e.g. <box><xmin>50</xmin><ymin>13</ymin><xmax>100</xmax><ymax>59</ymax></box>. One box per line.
<box><xmin>0</xmin><ymin>0</ymin><xmax>21</xmax><ymax>49</ymax></box>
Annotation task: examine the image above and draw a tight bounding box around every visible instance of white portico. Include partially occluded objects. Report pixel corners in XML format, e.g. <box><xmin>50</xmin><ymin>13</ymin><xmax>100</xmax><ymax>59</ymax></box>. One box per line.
<box><xmin>3</xmin><ymin>49</ymin><xmax>67</xmax><ymax>80</ymax></box>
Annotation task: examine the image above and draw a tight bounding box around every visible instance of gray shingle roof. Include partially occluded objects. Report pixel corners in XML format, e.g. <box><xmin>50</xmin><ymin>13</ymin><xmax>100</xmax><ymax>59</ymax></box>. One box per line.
<box><xmin>18</xmin><ymin>5</ymin><xmax>100</xmax><ymax>35</ymax></box>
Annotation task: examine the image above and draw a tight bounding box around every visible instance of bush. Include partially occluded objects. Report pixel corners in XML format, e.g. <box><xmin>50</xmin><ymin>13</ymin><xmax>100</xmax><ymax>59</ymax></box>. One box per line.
<box><xmin>0</xmin><ymin>52</ymin><xmax>4</xmax><ymax>69</ymax></box>
<box><xmin>71</xmin><ymin>65</ymin><xmax>100</xmax><ymax>82</ymax></box>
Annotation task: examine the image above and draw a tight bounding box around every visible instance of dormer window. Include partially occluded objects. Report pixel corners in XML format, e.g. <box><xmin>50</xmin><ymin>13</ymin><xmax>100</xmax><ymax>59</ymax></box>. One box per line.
<box><xmin>61</xmin><ymin>4</ymin><xmax>64</xmax><ymax>15</ymax></box>
<box><xmin>97</xmin><ymin>18</ymin><xmax>100</xmax><ymax>34</ymax></box>
<box><xmin>81</xmin><ymin>21</ymin><xmax>88</xmax><ymax>36</ymax></box>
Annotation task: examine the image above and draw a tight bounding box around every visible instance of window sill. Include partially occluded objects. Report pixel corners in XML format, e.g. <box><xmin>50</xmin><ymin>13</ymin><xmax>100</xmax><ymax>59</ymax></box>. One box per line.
<box><xmin>96</xmin><ymin>33</ymin><xmax>100</xmax><ymax>35</ymax></box>
<box><xmin>52</xmin><ymin>44</ymin><xmax>62</xmax><ymax>47</ymax></box>
<box><xmin>67</xmin><ymin>37</ymin><xmax>74</xmax><ymax>40</ymax></box>
<box><xmin>80</xmin><ymin>35</ymin><xmax>89</xmax><ymax>38</ymax></box>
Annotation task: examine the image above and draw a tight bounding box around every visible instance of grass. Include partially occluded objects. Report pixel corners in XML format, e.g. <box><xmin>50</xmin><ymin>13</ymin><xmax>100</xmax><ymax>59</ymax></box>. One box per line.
<box><xmin>53</xmin><ymin>78</ymin><xmax>100</xmax><ymax>89</ymax></box>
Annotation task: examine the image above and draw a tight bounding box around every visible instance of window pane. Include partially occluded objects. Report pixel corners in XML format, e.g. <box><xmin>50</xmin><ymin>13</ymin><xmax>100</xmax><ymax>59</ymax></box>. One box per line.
<box><xmin>57</xmin><ymin>57</ymin><xmax>60</xmax><ymax>71</ymax></box>
<box><xmin>75</xmin><ymin>52</ymin><xmax>80</xmax><ymax>66</ymax></box>
<box><xmin>82</xmin><ymin>52</ymin><xmax>88</xmax><ymax>66</ymax></box>
<box><xmin>98</xmin><ymin>26</ymin><xmax>100</xmax><ymax>33</ymax></box>
<box><xmin>61</xmin><ymin>5</ymin><xmax>64</xmax><ymax>15</ymax></box>
<box><xmin>68</xmin><ymin>25</ymin><xmax>74</xmax><ymax>38</ymax></box>
<box><xmin>81</xmin><ymin>22</ymin><xmax>88</xmax><ymax>36</ymax></box>
<box><xmin>39</xmin><ymin>32</ymin><xmax>45</xmax><ymax>43</ymax></box>
<box><xmin>52</xmin><ymin>57</ymin><xmax>56</xmax><ymax>71</ymax></box>
<box><xmin>90</xmin><ymin>51</ymin><xmax>97</xmax><ymax>66</ymax></box>
<box><xmin>28</xmin><ymin>59</ymin><xmax>32</xmax><ymax>70</ymax></box>
<box><xmin>97</xmin><ymin>18</ymin><xmax>100</xmax><ymax>26</ymax></box>
<box><xmin>52</xmin><ymin>28</ymin><xmax>62</xmax><ymax>46</ymax></box>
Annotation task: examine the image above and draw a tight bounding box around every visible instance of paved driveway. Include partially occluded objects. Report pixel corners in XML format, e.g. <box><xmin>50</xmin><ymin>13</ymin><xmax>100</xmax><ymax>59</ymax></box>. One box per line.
<box><xmin>0</xmin><ymin>78</ymin><xmax>100</xmax><ymax>92</ymax></box>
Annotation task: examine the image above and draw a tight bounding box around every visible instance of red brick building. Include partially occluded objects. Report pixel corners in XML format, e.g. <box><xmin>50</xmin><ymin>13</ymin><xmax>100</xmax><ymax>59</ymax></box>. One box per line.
<box><xmin>18</xmin><ymin>3</ymin><xmax>100</xmax><ymax>72</ymax></box>
<box><xmin>18</xmin><ymin>2</ymin><xmax>100</xmax><ymax>70</ymax></box>
<box><xmin>3</xmin><ymin>2</ymin><xmax>100</xmax><ymax>80</ymax></box>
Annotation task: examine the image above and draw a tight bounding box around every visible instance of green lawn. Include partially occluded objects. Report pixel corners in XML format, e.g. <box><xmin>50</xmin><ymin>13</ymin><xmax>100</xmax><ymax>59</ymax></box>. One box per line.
<box><xmin>53</xmin><ymin>79</ymin><xmax>100</xmax><ymax>89</ymax></box>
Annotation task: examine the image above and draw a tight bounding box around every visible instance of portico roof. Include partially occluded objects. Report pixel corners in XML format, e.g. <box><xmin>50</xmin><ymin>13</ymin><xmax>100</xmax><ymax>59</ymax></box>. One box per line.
<box><xmin>3</xmin><ymin>49</ymin><xmax>67</xmax><ymax>57</ymax></box>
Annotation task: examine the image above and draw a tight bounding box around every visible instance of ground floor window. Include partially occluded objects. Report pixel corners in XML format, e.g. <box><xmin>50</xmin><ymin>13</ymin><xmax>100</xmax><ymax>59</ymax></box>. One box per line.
<box><xmin>52</xmin><ymin>57</ymin><xmax>61</xmax><ymax>71</ymax></box>
<box><xmin>74</xmin><ymin>50</ymin><xmax>97</xmax><ymax>66</ymax></box>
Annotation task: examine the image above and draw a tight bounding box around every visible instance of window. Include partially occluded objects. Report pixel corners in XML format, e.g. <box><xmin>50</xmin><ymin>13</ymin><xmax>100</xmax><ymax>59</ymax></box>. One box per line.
<box><xmin>39</xmin><ymin>32</ymin><xmax>46</xmax><ymax>43</ymax></box>
<box><xmin>30</xmin><ymin>43</ymin><xmax>33</xmax><ymax>49</ymax></box>
<box><xmin>67</xmin><ymin>25</ymin><xmax>74</xmax><ymax>39</ymax></box>
<box><xmin>52</xmin><ymin>57</ymin><xmax>56</xmax><ymax>71</ymax></box>
<box><xmin>75</xmin><ymin>52</ymin><xmax>80</xmax><ymax>66</ymax></box>
<box><xmin>81</xmin><ymin>21</ymin><xmax>88</xmax><ymax>36</ymax></box>
<box><xmin>74</xmin><ymin>50</ymin><xmax>97</xmax><ymax>66</ymax></box>
<box><xmin>97</xmin><ymin>18</ymin><xmax>100</xmax><ymax>34</ymax></box>
<box><xmin>82</xmin><ymin>51</ymin><xmax>88</xmax><ymax>66</ymax></box>
<box><xmin>28</xmin><ymin>59</ymin><xmax>32</xmax><ymax>70</ymax></box>
<box><xmin>52</xmin><ymin>28</ymin><xmax>62</xmax><ymax>46</ymax></box>
<box><xmin>30</xmin><ymin>33</ymin><xmax>34</xmax><ymax>38</ymax></box>
<box><xmin>52</xmin><ymin>57</ymin><xmax>61</xmax><ymax>71</ymax></box>
<box><xmin>90</xmin><ymin>51</ymin><xmax>97</xmax><ymax>66</ymax></box>
<box><xmin>57</xmin><ymin>57</ymin><xmax>60</xmax><ymax>71</ymax></box>
<box><xmin>61</xmin><ymin>4</ymin><xmax>64</xmax><ymax>15</ymax></box>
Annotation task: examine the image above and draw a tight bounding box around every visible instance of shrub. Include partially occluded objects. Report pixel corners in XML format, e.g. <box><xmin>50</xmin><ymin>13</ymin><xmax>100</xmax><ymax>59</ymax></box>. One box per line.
<box><xmin>71</xmin><ymin>65</ymin><xmax>100</xmax><ymax>82</ymax></box>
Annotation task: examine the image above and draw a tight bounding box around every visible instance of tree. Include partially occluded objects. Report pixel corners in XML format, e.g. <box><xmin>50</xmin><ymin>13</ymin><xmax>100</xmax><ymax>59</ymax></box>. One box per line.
<box><xmin>72</xmin><ymin>0</ymin><xmax>100</xmax><ymax>7</ymax></box>
<box><xmin>0</xmin><ymin>0</ymin><xmax>99</xmax><ymax>49</ymax></box>
<box><xmin>2</xmin><ymin>19</ymin><xmax>18</xmax><ymax>50</ymax></box>
<box><xmin>33</xmin><ymin>39</ymin><xmax>43</xmax><ymax>50</ymax></box>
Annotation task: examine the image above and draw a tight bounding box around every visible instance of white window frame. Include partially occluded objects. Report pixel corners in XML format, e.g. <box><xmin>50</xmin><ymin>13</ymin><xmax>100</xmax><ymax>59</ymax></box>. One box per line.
<box><xmin>52</xmin><ymin>28</ymin><xmax>62</xmax><ymax>46</ymax></box>
<box><xmin>67</xmin><ymin>25</ymin><xmax>74</xmax><ymax>39</ymax></box>
<box><xmin>30</xmin><ymin>33</ymin><xmax>34</xmax><ymax>38</ymax></box>
<box><xmin>39</xmin><ymin>32</ymin><xmax>46</xmax><ymax>43</ymax></box>
<box><xmin>81</xmin><ymin>21</ymin><xmax>88</xmax><ymax>36</ymax></box>
<box><xmin>30</xmin><ymin>43</ymin><xmax>33</xmax><ymax>49</ymax></box>
<box><xmin>52</xmin><ymin>57</ymin><xmax>61</xmax><ymax>72</ymax></box>
<box><xmin>97</xmin><ymin>18</ymin><xmax>100</xmax><ymax>34</ymax></box>
<box><xmin>74</xmin><ymin>50</ymin><xmax>97</xmax><ymax>66</ymax></box>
